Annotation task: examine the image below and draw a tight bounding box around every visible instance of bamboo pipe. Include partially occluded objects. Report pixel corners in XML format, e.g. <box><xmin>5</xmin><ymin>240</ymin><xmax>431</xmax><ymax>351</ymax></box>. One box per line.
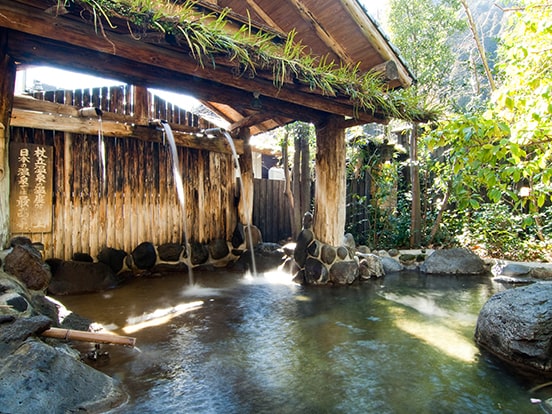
<box><xmin>41</xmin><ymin>327</ymin><xmax>136</xmax><ymax>347</ymax></box>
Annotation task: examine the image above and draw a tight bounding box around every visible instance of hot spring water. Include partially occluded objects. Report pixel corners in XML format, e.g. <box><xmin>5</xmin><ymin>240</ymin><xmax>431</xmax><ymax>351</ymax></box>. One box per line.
<box><xmin>57</xmin><ymin>271</ymin><xmax>550</xmax><ymax>413</ymax></box>
<box><xmin>65</xmin><ymin>124</ymin><xmax>547</xmax><ymax>412</ymax></box>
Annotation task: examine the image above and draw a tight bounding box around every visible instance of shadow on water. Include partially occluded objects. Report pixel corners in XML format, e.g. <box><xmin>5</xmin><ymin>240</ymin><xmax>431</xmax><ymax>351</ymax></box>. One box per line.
<box><xmin>57</xmin><ymin>270</ymin><xmax>550</xmax><ymax>413</ymax></box>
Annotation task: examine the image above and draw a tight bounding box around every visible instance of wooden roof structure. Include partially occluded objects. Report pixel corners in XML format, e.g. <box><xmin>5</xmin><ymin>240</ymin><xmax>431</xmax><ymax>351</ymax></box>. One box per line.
<box><xmin>0</xmin><ymin>0</ymin><xmax>416</xmax><ymax>136</ymax></box>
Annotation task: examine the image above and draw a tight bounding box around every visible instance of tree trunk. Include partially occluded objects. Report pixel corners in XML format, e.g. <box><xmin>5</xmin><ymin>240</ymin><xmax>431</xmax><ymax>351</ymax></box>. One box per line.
<box><xmin>282</xmin><ymin>130</ymin><xmax>298</xmax><ymax>237</ymax></box>
<box><xmin>460</xmin><ymin>0</ymin><xmax>496</xmax><ymax>92</ymax></box>
<box><xmin>237</xmin><ymin>128</ymin><xmax>254</xmax><ymax>226</ymax></box>
<box><xmin>0</xmin><ymin>29</ymin><xmax>16</xmax><ymax>248</ymax></box>
<box><xmin>313</xmin><ymin>116</ymin><xmax>346</xmax><ymax>246</ymax></box>
<box><xmin>428</xmin><ymin>180</ymin><xmax>452</xmax><ymax>244</ymax></box>
<box><xmin>410</xmin><ymin>123</ymin><xmax>422</xmax><ymax>247</ymax></box>
<box><xmin>299</xmin><ymin>125</ymin><xmax>311</xmax><ymax>224</ymax></box>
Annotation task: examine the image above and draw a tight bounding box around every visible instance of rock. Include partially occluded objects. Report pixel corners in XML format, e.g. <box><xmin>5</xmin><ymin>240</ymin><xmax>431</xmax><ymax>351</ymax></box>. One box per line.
<box><xmin>399</xmin><ymin>253</ymin><xmax>416</xmax><ymax>265</ymax></box>
<box><xmin>208</xmin><ymin>239</ymin><xmax>230</xmax><ymax>260</ymax></box>
<box><xmin>329</xmin><ymin>261</ymin><xmax>358</xmax><ymax>284</ymax></box>
<box><xmin>282</xmin><ymin>242</ymin><xmax>296</xmax><ymax>257</ymax></box>
<box><xmin>231</xmin><ymin>223</ymin><xmax>246</xmax><ymax>248</ymax></box>
<box><xmin>343</xmin><ymin>233</ymin><xmax>356</xmax><ymax>249</ymax></box>
<box><xmin>132</xmin><ymin>242</ymin><xmax>157</xmax><ymax>270</ymax></box>
<box><xmin>253</xmin><ymin>243</ymin><xmax>286</xmax><ymax>272</ymax></box>
<box><xmin>9</xmin><ymin>236</ymin><xmax>33</xmax><ymax>247</ymax></box>
<box><xmin>190</xmin><ymin>242</ymin><xmax>209</xmax><ymax>265</ymax></box>
<box><xmin>475</xmin><ymin>282</ymin><xmax>552</xmax><ymax>374</ymax></box>
<box><xmin>501</xmin><ymin>263</ymin><xmax>531</xmax><ymax>277</ymax></box>
<box><xmin>337</xmin><ymin>246</ymin><xmax>348</xmax><ymax>260</ymax></box>
<box><xmin>388</xmin><ymin>248</ymin><xmax>400</xmax><ymax>257</ymax></box>
<box><xmin>0</xmin><ymin>315</ymin><xmax>51</xmax><ymax>344</ymax></box>
<box><xmin>72</xmin><ymin>252</ymin><xmax>94</xmax><ymax>262</ymax></box>
<box><xmin>157</xmin><ymin>243</ymin><xmax>184</xmax><ymax>262</ymax></box>
<box><xmin>0</xmin><ymin>338</ymin><xmax>126</xmax><ymax>413</ymax></box>
<box><xmin>4</xmin><ymin>244</ymin><xmax>51</xmax><ymax>291</ymax></box>
<box><xmin>420</xmin><ymin>248</ymin><xmax>486</xmax><ymax>274</ymax></box>
<box><xmin>358</xmin><ymin>254</ymin><xmax>385</xmax><ymax>279</ymax></box>
<box><xmin>304</xmin><ymin>258</ymin><xmax>328</xmax><ymax>285</ymax></box>
<box><xmin>0</xmin><ymin>272</ymin><xmax>35</xmax><ymax>317</ymax></box>
<box><xmin>381</xmin><ymin>257</ymin><xmax>404</xmax><ymax>274</ymax></box>
<box><xmin>245</xmin><ymin>225</ymin><xmax>263</xmax><ymax>248</ymax></box>
<box><xmin>294</xmin><ymin>229</ymin><xmax>314</xmax><ymax>267</ymax></box>
<box><xmin>302</xmin><ymin>211</ymin><xmax>313</xmax><ymax>230</ymax></box>
<box><xmin>47</xmin><ymin>261</ymin><xmax>118</xmax><ymax>295</ymax></box>
<box><xmin>307</xmin><ymin>240</ymin><xmax>320</xmax><ymax>257</ymax></box>
<box><xmin>98</xmin><ymin>247</ymin><xmax>128</xmax><ymax>274</ymax></box>
<box><xmin>357</xmin><ymin>245</ymin><xmax>370</xmax><ymax>254</ymax></box>
<box><xmin>321</xmin><ymin>244</ymin><xmax>336</xmax><ymax>265</ymax></box>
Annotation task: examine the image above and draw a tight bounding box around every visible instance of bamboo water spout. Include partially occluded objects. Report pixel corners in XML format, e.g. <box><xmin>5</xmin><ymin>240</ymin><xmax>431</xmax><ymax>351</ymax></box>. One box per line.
<box><xmin>41</xmin><ymin>327</ymin><xmax>136</xmax><ymax>347</ymax></box>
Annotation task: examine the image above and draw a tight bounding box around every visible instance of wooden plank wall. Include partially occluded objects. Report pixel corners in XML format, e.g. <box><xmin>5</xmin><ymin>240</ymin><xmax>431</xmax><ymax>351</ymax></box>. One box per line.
<box><xmin>9</xmin><ymin>86</ymin><xmax>237</xmax><ymax>259</ymax></box>
<box><xmin>253</xmin><ymin>178</ymin><xmax>292</xmax><ymax>243</ymax></box>
<box><xmin>346</xmin><ymin>176</ymin><xmax>372</xmax><ymax>239</ymax></box>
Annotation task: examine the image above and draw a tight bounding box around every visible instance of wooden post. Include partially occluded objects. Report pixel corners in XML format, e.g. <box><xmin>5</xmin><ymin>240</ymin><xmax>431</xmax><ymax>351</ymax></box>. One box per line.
<box><xmin>237</xmin><ymin>128</ymin><xmax>253</xmax><ymax>225</ymax></box>
<box><xmin>313</xmin><ymin>116</ymin><xmax>347</xmax><ymax>246</ymax></box>
<box><xmin>0</xmin><ymin>29</ymin><xmax>16</xmax><ymax>248</ymax></box>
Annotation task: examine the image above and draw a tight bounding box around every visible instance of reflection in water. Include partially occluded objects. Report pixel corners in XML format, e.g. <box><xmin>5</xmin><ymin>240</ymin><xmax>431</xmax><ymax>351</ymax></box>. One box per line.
<box><xmin>57</xmin><ymin>270</ymin><xmax>547</xmax><ymax>413</ymax></box>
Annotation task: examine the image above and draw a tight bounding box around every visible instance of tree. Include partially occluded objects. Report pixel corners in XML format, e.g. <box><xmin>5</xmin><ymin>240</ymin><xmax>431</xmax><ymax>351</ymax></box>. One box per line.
<box><xmin>425</xmin><ymin>0</ymin><xmax>552</xmax><ymax>254</ymax></box>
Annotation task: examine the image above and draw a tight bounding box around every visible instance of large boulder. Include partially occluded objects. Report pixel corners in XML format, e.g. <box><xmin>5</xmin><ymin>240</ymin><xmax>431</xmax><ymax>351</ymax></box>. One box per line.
<box><xmin>475</xmin><ymin>282</ymin><xmax>552</xmax><ymax>374</ymax></box>
<box><xmin>4</xmin><ymin>245</ymin><xmax>51</xmax><ymax>290</ymax></box>
<box><xmin>47</xmin><ymin>260</ymin><xmax>119</xmax><ymax>295</ymax></box>
<box><xmin>420</xmin><ymin>248</ymin><xmax>486</xmax><ymax>274</ymax></box>
<box><xmin>0</xmin><ymin>338</ymin><xmax>126</xmax><ymax>413</ymax></box>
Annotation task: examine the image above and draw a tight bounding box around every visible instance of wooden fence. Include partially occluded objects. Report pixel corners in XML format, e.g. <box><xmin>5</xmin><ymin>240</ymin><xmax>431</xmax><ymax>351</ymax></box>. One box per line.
<box><xmin>9</xmin><ymin>86</ymin><xmax>237</xmax><ymax>260</ymax></box>
<box><xmin>253</xmin><ymin>178</ymin><xmax>292</xmax><ymax>243</ymax></box>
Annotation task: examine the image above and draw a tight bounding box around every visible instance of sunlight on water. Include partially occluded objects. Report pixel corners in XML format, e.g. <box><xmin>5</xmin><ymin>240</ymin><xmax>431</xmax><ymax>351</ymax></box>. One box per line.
<box><xmin>241</xmin><ymin>269</ymin><xmax>296</xmax><ymax>285</ymax></box>
<box><xmin>394</xmin><ymin>316</ymin><xmax>479</xmax><ymax>363</ymax></box>
<box><xmin>122</xmin><ymin>300</ymin><xmax>203</xmax><ymax>334</ymax></box>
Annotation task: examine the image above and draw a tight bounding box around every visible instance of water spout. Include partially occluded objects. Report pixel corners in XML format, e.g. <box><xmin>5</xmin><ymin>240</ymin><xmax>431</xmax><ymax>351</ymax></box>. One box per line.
<box><xmin>156</xmin><ymin>120</ymin><xmax>193</xmax><ymax>284</ymax></box>
<box><xmin>217</xmin><ymin>128</ymin><xmax>257</xmax><ymax>276</ymax></box>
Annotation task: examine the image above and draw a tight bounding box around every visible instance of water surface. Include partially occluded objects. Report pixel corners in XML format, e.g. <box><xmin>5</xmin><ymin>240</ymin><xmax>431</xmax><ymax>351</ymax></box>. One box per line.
<box><xmin>57</xmin><ymin>270</ymin><xmax>549</xmax><ymax>413</ymax></box>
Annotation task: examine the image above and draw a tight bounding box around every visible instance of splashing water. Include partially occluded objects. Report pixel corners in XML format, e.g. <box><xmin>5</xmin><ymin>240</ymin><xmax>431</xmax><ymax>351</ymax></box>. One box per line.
<box><xmin>160</xmin><ymin>120</ymin><xmax>194</xmax><ymax>285</ymax></box>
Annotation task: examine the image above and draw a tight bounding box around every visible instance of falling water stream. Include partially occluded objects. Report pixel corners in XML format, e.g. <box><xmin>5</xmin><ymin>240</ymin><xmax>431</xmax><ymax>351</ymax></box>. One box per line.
<box><xmin>57</xmin><ymin>271</ymin><xmax>551</xmax><ymax>413</ymax></box>
<box><xmin>159</xmin><ymin>120</ymin><xmax>193</xmax><ymax>285</ymax></box>
<box><xmin>219</xmin><ymin>129</ymin><xmax>257</xmax><ymax>276</ymax></box>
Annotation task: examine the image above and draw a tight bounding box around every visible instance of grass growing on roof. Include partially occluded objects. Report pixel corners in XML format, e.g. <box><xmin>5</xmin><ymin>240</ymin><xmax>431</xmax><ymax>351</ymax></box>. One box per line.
<box><xmin>59</xmin><ymin>0</ymin><xmax>439</xmax><ymax>121</ymax></box>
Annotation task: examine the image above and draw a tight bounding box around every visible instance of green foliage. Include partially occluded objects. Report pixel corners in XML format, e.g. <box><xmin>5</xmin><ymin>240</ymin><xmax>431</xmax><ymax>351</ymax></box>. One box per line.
<box><xmin>63</xmin><ymin>0</ymin><xmax>438</xmax><ymax>122</ymax></box>
<box><xmin>388</xmin><ymin>0</ymin><xmax>467</xmax><ymax>108</ymax></box>
<box><xmin>451</xmin><ymin>203</ymin><xmax>552</xmax><ymax>261</ymax></box>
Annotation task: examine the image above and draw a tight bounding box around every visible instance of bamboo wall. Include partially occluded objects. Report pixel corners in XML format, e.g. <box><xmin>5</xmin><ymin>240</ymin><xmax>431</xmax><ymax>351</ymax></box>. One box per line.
<box><xmin>9</xmin><ymin>86</ymin><xmax>237</xmax><ymax>260</ymax></box>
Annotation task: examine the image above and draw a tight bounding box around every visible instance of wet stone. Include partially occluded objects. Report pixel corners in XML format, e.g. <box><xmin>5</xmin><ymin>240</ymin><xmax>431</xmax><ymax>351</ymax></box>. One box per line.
<box><xmin>294</xmin><ymin>229</ymin><xmax>314</xmax><ymax>267</ymax></box>
<box><xmin>190</xmin><ymin>242</ymin><xmax>209</xmax><ymax>265</ymax></box>
<box><xmin>158</xmin><ymin>243</ymin><xmax>183</xmax><ymax>262</ymax></box>
<box><xmin>337</xmin><ymin>246</ymin><xmax>349</xmax><ymax>260</ymax></box>
<box><xmin>307</xmin><ymin>240</ymin><xmax>320</xmax><ymax>258</ymax></box>
<box><xmin>208</xmin><ymin>239</ymin><xmax>230</xmax><ymax>260</ymax></box>
<box><xmin>4</xmin><ymin>245</ymin><xmax>51</xmax><ymax>291</ymax></box>
<box><xmin>304</xmin><ymin>258</ymin><xmax>329</xmax><ymax>285</ymax></box>
<box><xmin>321</xmin><ymin>244</ymin><xmax>336</xmax><ymax>265</ymax></box>
<box><xmin>98</xmin><ymin>247</ymin><xmax>128</xmax><ymax>274</ymax></box>
<box><xmin>72</xmin><ymin>252</ymin><xmax>94</xmax><ymax>262</ymax></box>
<box><xmin>329</xmin><ymin>261</ymin><xmax>359</xmax><ymax>285</ymax></box>
<box><xmin>132</xmin><ymin>242</ymin><xmax>157</xmax><ymax>270</ymax></box>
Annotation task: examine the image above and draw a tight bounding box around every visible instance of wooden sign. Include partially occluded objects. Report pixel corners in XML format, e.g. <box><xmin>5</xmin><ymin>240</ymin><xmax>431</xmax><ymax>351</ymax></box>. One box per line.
<box><xmin>9</xmin><ymin>143</ymin><xmax>53</xmax><ymax>233</ymax></box>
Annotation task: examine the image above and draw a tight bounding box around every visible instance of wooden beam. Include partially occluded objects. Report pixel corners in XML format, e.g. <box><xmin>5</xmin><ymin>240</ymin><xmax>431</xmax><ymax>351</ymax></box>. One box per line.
<box><xmin>0</xmin><ymin>2</ymin><xmax>383</xmax><ymax>124</ymax></box>
<box><xmin>10</xmin><ymin>106</ymin><xmax>244</xmax><ymax>154</ymax></box>
<box><xmin>341</xmin><ymin>0</ymin><xmax>414</xmax><ymax>88</ymax></box>
<box><xmin>287</xmin><ymin>0</ymin><xmax>354</xmax><ymax>64</ymax></box>
<box><xmin>228</xmin><ymin>112</ymin><xmax>275</xmax><ymax>131</ymax></box>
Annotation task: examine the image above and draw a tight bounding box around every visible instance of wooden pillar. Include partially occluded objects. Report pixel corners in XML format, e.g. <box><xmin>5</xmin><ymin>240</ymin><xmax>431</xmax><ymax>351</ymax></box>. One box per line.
<box><xmin>313</xmin><ymin>116</ymin><xmax>347</xmax><ymax>246</ymax></box>
<box><xmin>0</xmin><ymin>29</ymin><xmax>16</xmax><ymax>248</ymax></box>
<box><xmin>237</xmin><ymin>127</ymin><xmax>253</xmax><ymax>225</ymax></box>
